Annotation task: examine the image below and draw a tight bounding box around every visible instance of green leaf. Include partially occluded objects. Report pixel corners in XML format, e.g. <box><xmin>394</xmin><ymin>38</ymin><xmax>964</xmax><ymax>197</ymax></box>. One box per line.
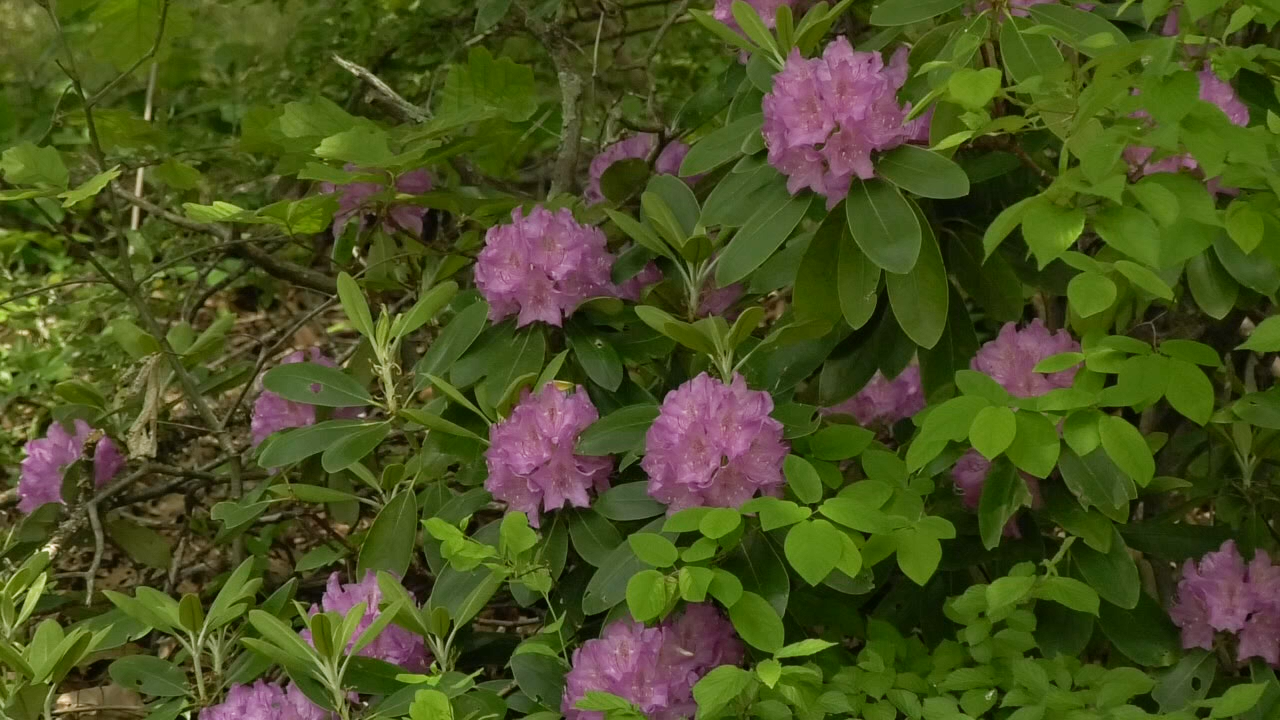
<box><xmin>729</xmin><ymin>591</ymin><xmax>785</xmax><ymax>652</ymax></box>
<box><xmin>415</xmin><ymin>301</ymin><xmax>491</xmax><ymax>388</ymax></box>
<box><xmin>321</xmin><ymin>422</ymin><xmax>391</xmax><ymax>473</ymax></box>
<box><xmin>784</xmin><ymin>519</ymin><xmax>842</xmax><ymax>585</ymax></box>
<box><xmin>978</xmin><ymin>460</ymin><xmax>1031</xmax><ymax>550</ymax></box>
<box><xmin>775</xmin><ymin>638</ymin><xmax>837</xmax><ymax>658</ymax></box>
<box><xmin>1034</xmin><ymin>576</ymin><xmax>1100</xmax><ymax>615</ymax></box>
<box><xmin>869</xmin><ymin>0</ymin><xmax>966</xmax><ymax>25</ymax></box>
<box><xmin>432</xmin><ymin>47</ymin><xmax>536</xmax><ymax>128</ymax></box>
<box><xmin>1068</xmin><ymin>272</ymin><xmax>1117</xmax><ymax>319</ymax></box>
<box><xmin>983</xmin><ymin>196</ymin><xmax>1035</xmax><ymax>258</ymax></box>
<box><xmin>626</xmin><ymin>569</ymin><xmax>674</xmax><ymax>622</ymax></box>
<box><xmin>105</xmin><ymin>519</ymin><xmax>171</xmax><ymax>570</ymax></box>
<box><xmin>731</xmin><ymin>0</ymin><xmax>781</xmax><ymax>60</ymax></box>
<box><xmin>947</xmin><ymin>67</ymin><xmax>1003</xmax><ymax>110</ymax></box>
<box><xmin>1114</xmin><ymin>260</ymin><xmax>1175</xmax><ymax>300</ymax></box>
<box><xmin>509</xmin><ymin>651</ymin><xmax>567</xmax><ymax>708</ymax></box>
<box><xmin>634</xmin><ymin>305</ymin><xmax>717</xmax><ymax>356</ymax></box>
<box><xmin>258</xmin><ymin>420</ymin><xmax>377</xmax><ymax>467</ymax></box>
<box><xmin>1073</xmin><ymin>527</ymin><xmax>1140</xmax><ymax>609</ymax></box>
<box><xmin>1025</xmin><ymin>4</ymin><xmax>1128</xmax><ymax>54</ymax></box>
<box><xmin>1209</xmin><ymin>684</ymin><xmax>1267</xmax><ymax>718</ymax></box>
<box><xmin>876</xmin><ymin>145</ymin><xmax>970</xmax><ymax>199</ymax></box>
<box><xmin>1165</xmin><ymin>358</ymin><xmax>1213</xmax><ymax>425</ymax></box>
<box><xmin>628</xmin><ymin>533</ymin><xmax>679</xmax><ymax>568</ymax></box>
<box><xmin>808</xmin><ymin>424</ymin><xmax>874</xmax><ymax>461</ymax></box>
<box><xmin>1006</xmin><ymin>412</ymin><xmax>1060</xmax><ymax>478</ymax></box>
<box><xmin>583</xmin><ymin>519</ymin><xmax>667</xmax><ymax>615</ymax></box>
<box><xmin>1058</xmin><ymin>447</ymin><xmax>1133</xmax><ymax>516</ymax></box>
<box><xmin>783</xmin><ymin>455</ymin><xmax>823</xmax><ymax>504</ymax></box>
<box><xmin>846</xmin><ymin>178</ymin><xmax>922</xmax><ymax>274</ymax></box>
<box><xmin>1098</xmin><ymin>416</ymin><xmax>1154</xmax><ymax>487</ymax></box>
<box><xmin>1097</xmin><ymin>591</ymin><xmax>1180</xmax><ymax>666</ymax></box>
<box><xmin>337</xmin><ymin>272</ymin><xmax>375</xmax><ymax>339</ymax></box>
<box><xmin>596</xmin><ymin>482</ymin><xmax>666</xmax><ymax>521</ymax></box>
<box><xmin>576</xmin><ymin>405</ymin><xmax>660</xmax><ymax>456</ymax></box>
<box><xmin>1</xmin><ymin>142</ymin><xmax>68</xmax><ymax>187</ymax></box>
<box><xmin>1000</xmin><ymin>17</ymin><xmax>1064</xmax><ymax>84</ymax></box>
<box><xmin>886</xmin><ymin>230</ymin><xmax>948</xmax><ymax>349</ymax></box>
<box><xmin>837</xmin><ymin>237</ymin><xmax>881</xmax><ymax>330</ymax></box>
<box><xmin>895</xmin><ymin>528</ymin><xmax>942</xmax><ymax>586</ymax></box>
<box><xmin>986</xmin><ymin>575</ymin><xmax>1036</xmax><ymax>612</ymax></box>
<box><xmin>693</xmin><ymin>665</ymin><xmax>754</xmax><ymax>719</ymax></box>
<box><xmin>1022</xmin><ymin>199</ymin><xmax>1085</xmax><ymax>268</ymax></box>
<box><xmin>262</xmin><ymin>362</ymin><xmax>373</xmax><ymax>408</ymax></box>
<box><xmin>716</xmin><ymin>193</ymin><xmax>813</xmax><ymax>285</ymax></box>
<box><xmin>1239</xmin><ymin>316</ymin><xmax>1280</xmax><ymax>352</ymax></box>
<box><xmin>108</xmin><ymin>656</ymin><xmax>188</xmax><ymax>697</ymax></box>
<box><xmin>316</xmin><ymin>127</ymin><xmax>394</xmax><ymax>167</ymax></box>
<box><xmin>60</xmin><ymin>167</ymin><xmax>123</xmax><ymax>207</ymax></box>
<box><xmin>970</xmin><ymin>406</ymin><xmax>1017</xmax><ymax>460</ymax></box>
<box><xmin>569</xmin><ymin>509</ymin><xmax>623</xmax><ymax>567</ymax></box>
<box><xmin>357</xmin><ymin>491</ymin><xmax>418</xmax><ymax>577</ymax></box>
<box><xmin>474</xmin><ymin>0</ymin><xmax>513</xmax><ymax>32</ymax></box>
<box><xmin>566</xmin><ymin>322</ymin><xmax>623</xmax><ymax>392</ymax></box>
<box><xmin>682</xmin><ymin>114</ymin><xmax>765</xmax><ymax>177</ymax></box>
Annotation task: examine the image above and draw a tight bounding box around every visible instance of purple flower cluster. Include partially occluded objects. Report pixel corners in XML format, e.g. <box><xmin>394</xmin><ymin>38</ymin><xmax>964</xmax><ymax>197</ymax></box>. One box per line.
<box><xmin>475</xmin><ymin>206</ymin><xmax>621</xmax><ymax>327</ymax></box>
<box><xmin>585</xmin><ymin>135</ymin><xmax>695</xmax><ymax>206</ymax></box>
<box><xmin>761</xmin><ymin>39</ymin><xmax>918</xmax><ymax>208</ymax></box>
<box><xmin>643</xmin><ymin>373</ymin><xmax>787</xmax><ymax>512</ymax></box>
<box><xmin>971</xmin><ymin>320</ymin><xmax>1080</xmax><ymax>398</ymax></box>
<box><xmin>1171</xmin><ymin>540</ymin><xmax>1280</xmax><ymax>665</ymax></box>
<box><xmin>301</xmin><ymin>571</ymin><xmax>431</xmax><ymax>671</ymax></box>
<box><xmin>485</xmin><ymin>384</ymin><xmax>613</xmax><ymax>527</ymax></box>
<box><xmin>200</xmin><ymin>680</ymin><xmax>334</xmax><ymax>720</ymax></box>
<box><xmin>562</xmin><ymin>604</ymin><xmax>743</xmax><ymax>720</ymax></box>
<box><xmin>322</xmin><ymin>166</ymin><xmax>432</xmax><ymax>240</ymax></box>
<box><xmin>251</xmin><ymin>349</ymin><xmax>361</xmax><ymax>448</ymax></box>
<box><xmin>1124</xmin><ymin>70</ymin><xmax>1249</xmax><ymax>185</ymax></box>
<box><xmin>823</xmin><ymin>365</ymin><xmax>925</xmax><ymax>428</ymax></box>
<box><xmin>18</xmin><ymin>420</ymin><xmax>125</xmax><ymax>514</ymax></box>
<box><xmin>613</xmin><ymin>260</ymin><xmax>666</xmax><ymax>303</ymax></box>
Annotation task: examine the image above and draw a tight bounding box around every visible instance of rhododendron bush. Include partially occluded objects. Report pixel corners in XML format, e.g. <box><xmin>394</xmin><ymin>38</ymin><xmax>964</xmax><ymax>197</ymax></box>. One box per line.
<box><xmin>4</xmin><ymin>0</ymin><xmax>1280</xmax><ymax>718</ymax></box>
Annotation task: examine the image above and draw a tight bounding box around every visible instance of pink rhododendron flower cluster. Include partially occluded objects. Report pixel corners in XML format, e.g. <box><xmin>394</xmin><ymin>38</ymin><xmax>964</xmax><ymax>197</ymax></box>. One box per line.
<box><xmin>1124</xmin><ymin>70</ymin><xmax>1249</xmax><ymax>183</ymax></box>
<box><xmin>971</xmin><ymin>320</ymin><xmax>1081</xmax><ymax>398</ymax></box>
<box><xmin>322</xmin><ymin>166</ymin><xmax>432</xmax><ymax>239</ymax></box>
<box><xmin>485</xmin><ymin>384</ymin><xmax>613</xmax><ymax>527</ymax></box>
<box><xmin>643</xmin><ymin>373</ymin><xmax>787</xmax><ymax>512</ymax></box>
<box><xmin>301</xmin><ymin>571</ymin><xmax>430</xmax><ymax>671</ymax></box>
<box><xmin>824</xmin><ymin>365</ymin><xmax>925</xmax><ymax>428</ymax></box>
<box><xmin>562</xmin><ymin>604</ymin><xmax>743</xmax><ymax>720</ymax></box>
<box><xmin>712</xmin><ymin>0</ymin><xmax>802</xmax><ymax>31</ymax></box>
<box><xmin>19</xmin><ymin>419</ymin><xmax>125</xmax><ymax>514</ymax></box>
<box><xmin>199</xmin><ymin>680</ymin><xmax>334</xmax><ymax>720</ymax></box>
<box><xmin>475</xmin><ymin>206</ymin><xmax>620</xmax><ymax>327</ymax></box>
<box><xmin>761</xmin><ymin>38</ymin><xmax>919</xmax><ymax>207</ymax></box>
<box><xmin>1171</xmin><ymin>540</ymin><xmax>1280</xmax><ymax>665</ymax></box>
<box><xmin>251</xmin><ymin>349</ymin><xmax>362</xmax><ymax>447</ymax></box>
<box><xmin>585</xmin><ymin>135</ymin><xmax>694</xmax><ymax>206</ymax></box>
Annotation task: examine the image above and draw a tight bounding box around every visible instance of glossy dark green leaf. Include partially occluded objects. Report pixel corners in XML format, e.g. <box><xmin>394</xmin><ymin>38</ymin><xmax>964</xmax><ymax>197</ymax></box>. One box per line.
<box><xmin>869</xmin><ymin>0</ymin><xmax>966</xmax><ymax>25</ymax></box>
<box><xmin>846</xmin><ymin>178</ymin><xmax>922</xmax><ymax>274</ymax></box>
<box><xmin>1073</xmin><ymin>526</ymin><xmax>1139</xmax><ymax>610</ymax></box>
<box><xmin>262</xmin><ymin>362</ymin><xmax>372</xmax><ymax>407</ymax></box>
<box><xmin>886</xmin><ymin>229</ymin><xmax>948</xmax><ymax>349</ymax></box>
<box><xmin>875</xmin><ymin>145</ymin><xmax>971</xmax><ymax>199</ymax></box>
<box><xmin>576</xmin><ymin>404</ymin><xmax>660</xmax><ymax>456</ymax></box>
<box><xmin>357</xmin><ymin>491</ymin><xmax>418</xmax><ymax>577</ymax></box>
<box><xmin>716</xmin><ymin>193</ymin><xmax>813</xmax><ymax>286</ymax></box>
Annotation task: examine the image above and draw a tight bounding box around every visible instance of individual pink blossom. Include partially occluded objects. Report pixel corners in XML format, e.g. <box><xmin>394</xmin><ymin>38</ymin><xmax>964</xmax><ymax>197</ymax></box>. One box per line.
<box><xmin>585</xmin><ymin>135</ymin><xmax>697</xmax><ymax>206</ymax></box>
<box><xmin>562</xmin><ymin>604</ymin><xmax>743</xmax><ymax>720</ymax></box>
<box><xmin>696</xmin><ymin>282</ymin><xmax>745</xmax><ymax>318</ymax></box>
<box><xmin>200</xmin><ymin>680</ymin><xmax>336</xmax><ymax>720</ymax></box>
<box><xmin>1124</xmin><ymin>70</ymin><xmax>1249</xmax><ymax>186</ymax></box>
<box><xmin>321</xmin><ymin>166</ymin><xmax>432</xmax><ymax>239</ymax></box>
<box><xmin>301</xmin><ymin>571</ymin><xmax>430</xmax><ymax>671</ymax></box>
<box><xmin>643</xmin><ymin>373</ymin><xmax>787</xmax><ymax>512</ymax></box>
<box><xmin>18</xmin><ymin>420</ymin><xmax>125</xmax><ymax>513</ymax></box>
<box><xmin>971</xmin><ymin>320</ymin><xmax>1080</xmax><ymax>398</ymax></box>
<box><xmin>823</xmin><ymin>365</ymin><xmax>925</xmax><ymax>428</ymax></box>
<box><xmin>474</xmin><ymin>206</ymin><xmax>617</xmax><ymax>327</ymax></box>
<box><xmin>613</xmin><ymin>261</ymin><xmax>665</xmax><ymax>302</ymax></box>
<box><xmin>485</xmin><ymin>384</ymin><xmax>613</xmax><ymax>527</ymax></box>
<box><xmin>251</xmin><ymin>349</ymin><xmax>362</xmax><ymax>447</ymax></box>
<box><xmin>950</xmin><ymin>451</ymin><xmax>1041</xmax><ymax>537</ymax></box>
<box><xmin>761</xmin><ymin>38</ymin><xmax>919</xmax><ymax>208</ymax></box>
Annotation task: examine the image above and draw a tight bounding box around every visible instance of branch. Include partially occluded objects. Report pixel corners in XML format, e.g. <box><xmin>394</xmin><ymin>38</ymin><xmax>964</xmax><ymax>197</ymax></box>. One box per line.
<box><xmin>332</xmin><ymin>54</ymin><xmax>429</xmax><ymax>124</ymax></box>
<box><xmin>84</xmin><ymin>0</ymin><xmax>171</xmax><ymax>109</ymax></box>
<box><xmin>518</xmin><ymin>3</ymin><xmax>585</xmax><ymax>196</ymax></box>
<box><xmin>111</xmin><ymin>187</ymin><xmax>338</xmax><ymax>294</ymax></box>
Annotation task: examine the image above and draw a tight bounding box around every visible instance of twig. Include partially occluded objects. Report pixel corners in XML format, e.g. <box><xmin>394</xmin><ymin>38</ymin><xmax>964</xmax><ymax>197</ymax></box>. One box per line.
<box><xmin>517</xmin><ymin>2</ymin><xmax>585</xmax><ymax>196</ymax></box>
<box><xmin>0</xmin><ymin>279</ymin><xmax>111</xmax><ymax>310</ymax></box>
<box><xmin>331</xmin><ymin>54</ymin><xmax>429</xmax><ymax>123</ymax></box>
<box><xmin>83</xmin><ymin>500</ymin><xmax>105</xmax><ymax>606</ymax></box>
<box><xmin>111</xmin><ymin>187</ymin><xmax>338</xmax><ymax>294</ymax></box>
<box><xmin>129</xmin><ymin>61</ymin><xmax>161</xmax><ymax>231</ymax></box>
